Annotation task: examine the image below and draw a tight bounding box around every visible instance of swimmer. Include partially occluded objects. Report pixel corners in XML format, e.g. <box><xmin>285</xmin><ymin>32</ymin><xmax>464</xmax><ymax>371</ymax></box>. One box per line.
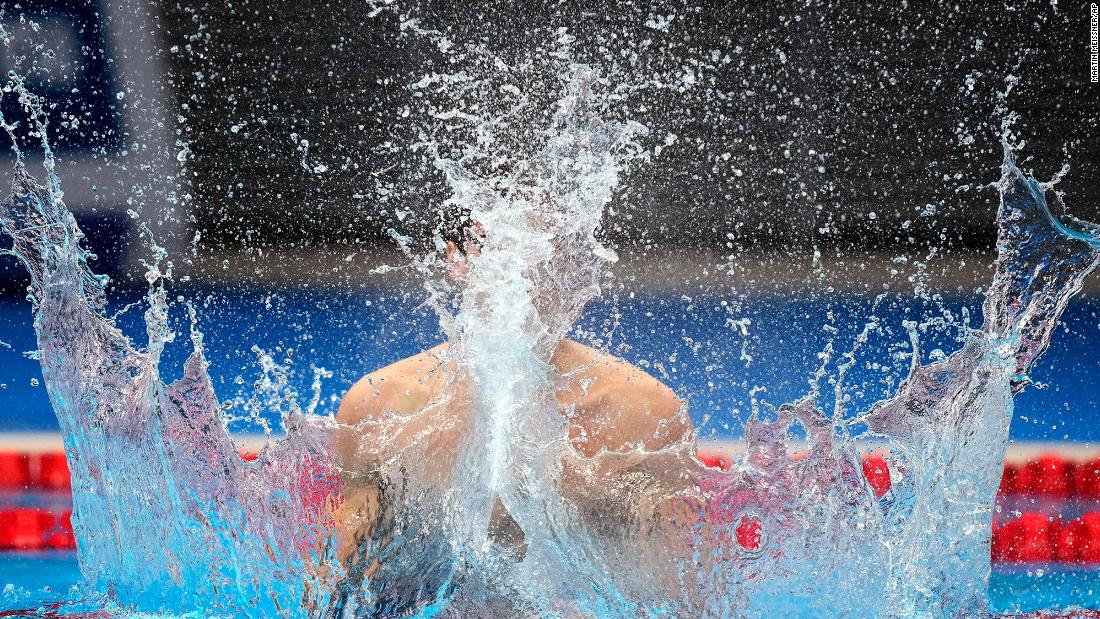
<box><xmin>330</xmin><ymin>206</ymin><xmax>693</xmax><ymax>593</ymax></box>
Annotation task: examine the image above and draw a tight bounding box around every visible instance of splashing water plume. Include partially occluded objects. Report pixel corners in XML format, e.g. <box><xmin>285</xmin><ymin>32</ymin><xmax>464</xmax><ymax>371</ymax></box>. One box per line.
<box><xmin>1</xmin><ymin>7</ymin><xmax>1100</xmax><ymax>619</ymax></box>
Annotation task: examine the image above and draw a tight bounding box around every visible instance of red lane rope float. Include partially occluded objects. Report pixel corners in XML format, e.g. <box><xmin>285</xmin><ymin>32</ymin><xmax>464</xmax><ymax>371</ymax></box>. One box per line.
<box><xmin>861</xmin><ymin>451</ymin><xmax>892</xmax><ymax>499</ymax></box>
<box><xmin>695</xmin><ymin>450</ymin><xmax>732</xmax><ymax>471</ymax></box>
<box><xmin>33</xmin><ymin>453</ymin><xmax>70</xmax><ymax>492</ymax></box>
<box><xmin>0</xmin><ymin>452</ymin><xmax>30</xmax><ymax>491</ymax></box>
<box><xmin>696</xmin><ymin>448</ymin><xmax>1100</xmax><ymax>503</ymax></box>
<box><xmin>1024</xmin><ymin>454</ymin><xmax>1073</xmax><ymax>497</ymax></box>
<box><xmin>4</xmin><ymin>449</ymin><xmax>1100</xmax><ymax>562</ymax></box>
<box><xmin>1056</xmin><ymin>513</ymin><xmax>1100</xmax><ymax>564</ymax></box>
<box><xmin>0</xmin><ymin>448</ymin><xmax>1096</xmax><ymax>499</ymax></box>
<box><xmin>992</xmin><ymin>512</ymin><xmax>1054</xmax><ymax>563</ymax></box>
<box><xmin>0</xmin><ymin>451</ymin><xmax>69</xmax><ymax>492</ymax></box>
<box><xmin>734</xmin><ymin>514</ymin><xmax>763</xmax><ymax>550</ymax></box>
<box><xmin>1000</xmin><ymin>452</ymin><xmax>1100</xmax><ymax>497</ymax></box>
<box><xmin>44</xmin><ymin>510</ymin><xmax>75</xmax><ymax>550</ymax></box>
<box><xmin>0</xmin><ymin>508</ymin><xmax>76</xmax><ymax>551</ymax></box>
<box><xmin>695</xmin><ymin>449</ymin><xmax>1100</xmax><ymax>565</ymax></box>
<box><xmin>1079</xmin><ymin>457</ymin><xmax>1100</xmax><ymax>498</ymax></box>
<box><xmin>992</xmin><ymin>512</ymin><xmax>1100</xmax><ymax>565</ymax></box>
<box><xmin>0</xmin><ymin>508</ymin><xmax>47</xmax><ymax>551</ymax></box>
<box><xmin>696</xmin><ymin>449</ymin><xmax>897</xmax><ymax>497</ymax></box>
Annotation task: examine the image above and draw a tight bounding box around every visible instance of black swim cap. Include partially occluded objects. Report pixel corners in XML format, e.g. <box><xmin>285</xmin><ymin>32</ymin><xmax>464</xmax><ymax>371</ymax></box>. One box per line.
<box><xmin>438</xmin><ymin>204</ymin><xmax>474</xmax><ymax>249</ymax></box>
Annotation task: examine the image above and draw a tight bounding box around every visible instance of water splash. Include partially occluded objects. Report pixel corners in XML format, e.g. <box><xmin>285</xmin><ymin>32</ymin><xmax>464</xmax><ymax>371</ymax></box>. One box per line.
<box><xmin>2</xmin><ymin>28</ymin><xmax>1100</xmax><ymax>619</ymax></box>
<box><xmin>1</xmin><ymin>80</ymin><xmax>343</xmax><ymax>613</ymax></box>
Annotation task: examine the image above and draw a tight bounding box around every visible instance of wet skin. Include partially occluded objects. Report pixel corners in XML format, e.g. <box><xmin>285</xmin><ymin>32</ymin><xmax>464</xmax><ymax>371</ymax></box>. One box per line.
<box><xmin>332</xmin><ymin>338</ymin><xmax>692</xmax><ymax>567</ymax></box>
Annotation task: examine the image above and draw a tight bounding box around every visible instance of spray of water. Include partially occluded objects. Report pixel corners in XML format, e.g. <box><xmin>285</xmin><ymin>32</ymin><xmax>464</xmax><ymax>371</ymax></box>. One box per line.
<box><xmin>2</xmin><ymin>13</ymin><xmax>1100</xmax><ymax>619</ymax></box>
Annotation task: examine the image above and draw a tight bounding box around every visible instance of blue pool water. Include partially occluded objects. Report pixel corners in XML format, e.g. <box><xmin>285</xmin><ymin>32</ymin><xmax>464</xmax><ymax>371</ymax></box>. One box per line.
<box><xmin>4</xmin><ymin>288</ymin><xmax>1099</xmax><ymax>614</ymax></box>
<box><xmin>0</xmin><ymin>553</ymin><xmax>1097</xmax><ymax>616</ymax></box>
<box><xmin>1</xmin><ymin>286</ymin><xmax>1098</xmax><ymax>442</ymax></box>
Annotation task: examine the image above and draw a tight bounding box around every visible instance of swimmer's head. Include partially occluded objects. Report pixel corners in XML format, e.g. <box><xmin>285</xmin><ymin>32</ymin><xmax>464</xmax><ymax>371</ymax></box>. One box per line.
<box><xmin>438</xmin><ymin>160</ymin><xmax>514</xmax><ymax>281</ymax></box>
<box><xmin>439</xmin><ymin>204</ymin><xmax>482</xmax><ymax>282</ymax></box>
<box><xmin>437</xmin><ymin>159</ymin><xmax>598</xmax><ymax>351</ymax></box>
<box><xmin>439</xmin><ymin>202</ymin><xmax>475</xmax><ymax>247</ymax></box>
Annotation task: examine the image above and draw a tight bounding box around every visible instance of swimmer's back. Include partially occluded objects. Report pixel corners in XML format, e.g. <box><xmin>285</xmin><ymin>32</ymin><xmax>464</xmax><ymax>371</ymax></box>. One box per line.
<box><xmin>330</xmin><ymin>339</ymin><xmax>692</xmax><ymax>580</ymax></box>
<box><xmin>336</xmin><ymin>339</ymin><xmax>690</xmax><ymax>456</ymax></box>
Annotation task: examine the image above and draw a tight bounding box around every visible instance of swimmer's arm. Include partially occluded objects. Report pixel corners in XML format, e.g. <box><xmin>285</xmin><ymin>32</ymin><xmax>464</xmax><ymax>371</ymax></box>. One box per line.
<box><xmin>568</xmin><ymin>376</ymin><xmax>692</xmax><ymax>458</ymax></box>
<box><xmin>339</xmin><ymin>345</ymin><xmax>449</xmax><ymax>423</ymax></box>
<box><xmin>639</xmin><ymin>385</ymin><xmax>693</xmax><ymax>450</ymax></box>
<box><xmin>334</xmin><ymin>494</ymin><xmax>384</xmax><ymax>580</ymax></box>
<box><xmin>339</xmin><ymin>375</ymin><xmax>429</xmax><ymax>424</ymax></box>
<box><xmin>329</xmin><ymin>356</ymin><xmax>444</xmax><ymax>569</ymax></box>
<box><xmin>566</xmin><ymin>372</ymin><xmax>696</xmax><ymax>538</ymax></box>
<box><xmin>331</xmin><ymin>376</ymin><xmax>410</xmax><ymax>570</ymax></box>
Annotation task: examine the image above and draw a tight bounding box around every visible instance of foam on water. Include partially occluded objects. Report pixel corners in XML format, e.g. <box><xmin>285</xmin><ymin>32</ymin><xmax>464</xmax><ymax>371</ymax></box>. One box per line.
<box><xmin>2</xmin><ymin>9</ymin><xmax>1100</xmax><ymax>619</ymax></box>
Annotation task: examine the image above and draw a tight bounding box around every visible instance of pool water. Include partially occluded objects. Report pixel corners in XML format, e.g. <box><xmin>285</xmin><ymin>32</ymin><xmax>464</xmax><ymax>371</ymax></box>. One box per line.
<box><xmin>1</xmin><ymin>157</ymin><xmax>1098</xmax><ymax>616</ymax></box>
<box><xmin>2</xmin><ymin>289</ymin><xmax>1100</xmax><ymax>444</ymax></box>
<box><xmin>0</xmin><ymin>553</ymin><xmax>1097</xmax><ymax>616</ymax></box>
<box><xmin>3</xmin><ymin>289</ymin><xmax>1100</xmax><ymax>615</ymax></box>
<box><xmin>0</xmin><ymin>552</ymin><xmax>81</xmax><ymax>595</ymax></box>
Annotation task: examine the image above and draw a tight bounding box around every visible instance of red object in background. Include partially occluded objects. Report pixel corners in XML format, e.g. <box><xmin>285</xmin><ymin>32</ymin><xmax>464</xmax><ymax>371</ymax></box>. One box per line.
<box><xmin>697</xmin><ymin>450</ymin><xmax>732</xmax><ymax>471</ymax></box>
<box><xmin>0</xmin><ymin>508</ymin><xmax>76</xmax><ymax>551</ymax></box>
<box><xmin>0</xmin><ymin>508</ymin><xmax>47</xmax><ymax>550</ymax></box>
<box><xmin>1053</xmin><ymin>515</ymin><xmax>1100</xmax><ymax>564</ymax></box>
<box><xmin>33</xmin><ymin>452</ymin><xmax>71</xmax><ymax>491</ymax></box>
<box><xmin>1012</xmin><ymin>461</ymin><xmax>1039</xmax><ymax>495</ymax></box>
<box><xmin>1054</xmin><ymin>518</ymin><xmax>1083</xmax><ymax>563</ymax></box>
<box><xmin>1076</xmin><ymin>458</ymin><xmax>1100</xmax><ymax>498</ymax></box>
<box><xmin>239</xmin><ymin>449</ymin><xmax>259</xmax><ymax>462</ymax></box>
<box><xmin>991</xmin><ymin>520</ymin><xmax>1007</xmax><ymax>561</ymax></box>
<box><xmin>992</xmin><ymin>512</ymin><xmax>1054</xmax><ymax>563</ymax></box>
<box><xmin>0</xmin><ymin>452</ymin><xmax>31</xmax><ymax>491</ymax></box>
<box><xmin>1026</xmin><ymin>454</ymin><xmax>1073</xmax><ymax>497</ymax></box>
<box><xmin>999</xmin><ymin>463</ymin><xmax>1017</xmax><ymax>495</ymax></box>
<box><xmin>43</xmin><ymin>510</ymin><xmax>76</xmax><ymax>550</ymax></box>
<box><xmin>1076</xmin><ymin>513</ymin><xmax>1100</xmax><ymax>564</ymax></box>
<box><xmin>735</xmin><ymin>515</ymin><xmax>762</xmax><ymax>550</ymax></box>
<box><xmin>861</xmin><ymin>452</ymin><xmax>892</xmax><ymax>498</ymax></box>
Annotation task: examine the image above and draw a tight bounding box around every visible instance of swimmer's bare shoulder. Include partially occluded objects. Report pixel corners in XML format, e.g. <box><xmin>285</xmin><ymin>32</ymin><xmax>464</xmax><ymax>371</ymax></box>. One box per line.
<box><xmin>553</xmin><ymin>340</ymin><xmax>691</xmax><ymax>457</ymax></box>
<box><xmin>336</xmin><ymin>342</ymin><xmax>451</xmax><ymax>427</ymax></box>
<box><xmin>334</xmin><ymin>339</ymin><xmax>690</xmax><ymax>456</ymax></box>
<box><xmin>331</xmin><ymin>343</ymin><xmax>453</xmax><ymax>567</ymax></box>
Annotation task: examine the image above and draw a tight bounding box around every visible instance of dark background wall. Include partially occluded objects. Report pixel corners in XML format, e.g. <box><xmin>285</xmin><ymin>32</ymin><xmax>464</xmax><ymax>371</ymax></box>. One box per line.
<box><xmin>0</xmin><ymin>0</ymin><xmax>1097</xmax><ymax>440</ymax></box>
<box><xmin>158</xmin><ymin>0</ymin><xmax>1099</xmax><ymax>261</ymax></box>
<box><xmin>0</xmin><ymin>0</ymin><xmax>1095</xmax><ymax>289</ymax></box>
